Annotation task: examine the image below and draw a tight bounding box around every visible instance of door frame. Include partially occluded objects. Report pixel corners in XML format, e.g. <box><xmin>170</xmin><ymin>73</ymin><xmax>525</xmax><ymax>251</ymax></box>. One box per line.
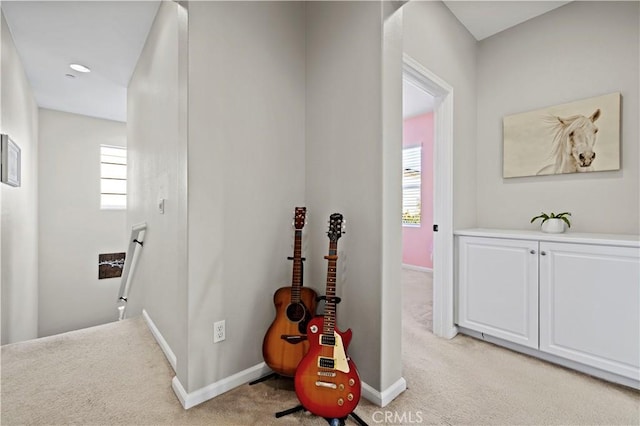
<box><xmin>402</xmin><ymin>54</ymin><xmax>457</xmax><ymax>339</ymax></box>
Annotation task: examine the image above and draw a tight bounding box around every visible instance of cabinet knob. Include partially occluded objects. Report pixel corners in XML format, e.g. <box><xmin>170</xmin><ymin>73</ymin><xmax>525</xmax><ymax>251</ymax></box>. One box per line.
<box><xmin>541</xmin><ymin>251</ymin><xmax>547</xmax><ymax>256</ymax></box>
<box><xmin>530</xmin><ymin>250</ymin><xmax>536</xmax><ymax>254</ymax></box>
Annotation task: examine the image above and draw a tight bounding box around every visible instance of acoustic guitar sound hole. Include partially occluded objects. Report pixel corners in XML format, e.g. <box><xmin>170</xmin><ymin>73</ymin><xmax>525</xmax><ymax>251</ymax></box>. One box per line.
<box><xmin>286</xmin><ymin>303</ymin><xmax>306</xmax><ymax>323</ymax></box>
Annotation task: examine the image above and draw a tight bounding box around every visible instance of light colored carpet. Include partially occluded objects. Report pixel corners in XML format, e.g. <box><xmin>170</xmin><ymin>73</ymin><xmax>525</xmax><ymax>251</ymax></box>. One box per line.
<box><xmin>2</xmin><ymin>269</ymin><xmax>639</xmax><ymax>425</ymax></box>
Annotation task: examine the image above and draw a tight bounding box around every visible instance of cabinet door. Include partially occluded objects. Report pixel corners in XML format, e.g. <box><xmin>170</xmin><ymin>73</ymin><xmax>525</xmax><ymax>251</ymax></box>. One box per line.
<box><xmin>457</xmin><ymin>236</ymin><xmax>539</xmax><ymax>348</ymax></box>
<box><xmin>539</xmin><ymin>242</ymin><xmax>640</xmax><ymax>380</ymax></box>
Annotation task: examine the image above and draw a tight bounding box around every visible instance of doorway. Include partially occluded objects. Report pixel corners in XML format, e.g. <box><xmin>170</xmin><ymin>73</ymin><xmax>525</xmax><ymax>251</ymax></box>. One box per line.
<box><xmin>402</xmin><ymin>54</ymin><xmax>456</xmax><ymax>339</ymax></box>
<box><xmin>401</xmin><ymin>78</ymin><xmax>435</xmax><ymax>332</ymax></box>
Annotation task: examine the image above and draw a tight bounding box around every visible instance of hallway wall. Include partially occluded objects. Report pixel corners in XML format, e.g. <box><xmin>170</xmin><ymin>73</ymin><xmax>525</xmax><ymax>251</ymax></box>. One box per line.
<box><xmin>476</xmin><ymin>1</ymin><xmax>639</xmax><ymax>234</ymax></box>
<box><xmin>38</xmin><ymin>109</ymin><xmax>126</xmax><ymax>337</ymax></box>
<box><xmin>1</xmin><ymin>11</ymin><xmax>39</xmax><ymax>344</ymax></box>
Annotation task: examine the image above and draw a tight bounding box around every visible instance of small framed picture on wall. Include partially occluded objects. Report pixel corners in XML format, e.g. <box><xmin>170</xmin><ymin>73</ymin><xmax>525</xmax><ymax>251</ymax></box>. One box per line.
<box><xmin>1</xmin><ymin>134</ymin><xmax>21</xmax><ymax>187</ymax></box>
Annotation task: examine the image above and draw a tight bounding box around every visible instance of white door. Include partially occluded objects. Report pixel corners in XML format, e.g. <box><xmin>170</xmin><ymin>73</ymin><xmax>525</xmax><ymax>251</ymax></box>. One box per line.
<box><xmin>539</xmin><ymin>242</ymin><xmax>640</xmax><ymax>380</ymax></box>
<box><xmin>457</xmin><ymin>236</ymin><xmax>539</xmax><ymax>348</ymax></box>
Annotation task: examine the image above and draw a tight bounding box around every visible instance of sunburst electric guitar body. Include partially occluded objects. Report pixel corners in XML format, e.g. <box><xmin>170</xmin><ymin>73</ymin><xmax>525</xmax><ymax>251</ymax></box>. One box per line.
<box><xmin>262</xmin><ymin>207</ymin><xmax>318</xmax><ymax>377</ymax></box>
<box><xmin>294</xmin><ymin>213</ymin><xmax>361</xmax><ymax>419</ymax></box>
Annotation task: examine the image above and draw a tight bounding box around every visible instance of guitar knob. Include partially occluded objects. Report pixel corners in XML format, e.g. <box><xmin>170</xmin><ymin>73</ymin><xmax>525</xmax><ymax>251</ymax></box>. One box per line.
<box><xmin>337</xmin><ymin>398</ymin><xmax>344</xmax><ymax>406</ymax></box>
<box><xmin>339</xmin><ymin>384</ymin><xmax>345</xmax><ymax>391</ymax></box>
<box><xmin>348</xmin><ymin>378</ymin><xmax>355</xmax><ymax>386</ymax></box>
<box><xmin>347</xmin><ymin>393</ymin><xmax>354</xmax><ymax>401</ymax></box>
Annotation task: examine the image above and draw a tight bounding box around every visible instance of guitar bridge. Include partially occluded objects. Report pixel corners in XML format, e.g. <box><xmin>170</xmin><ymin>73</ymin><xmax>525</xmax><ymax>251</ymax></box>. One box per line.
<box><xmin>280</xmin><ymin>335</ymin><xmax>307</xmax><ymax>344</ymax></box>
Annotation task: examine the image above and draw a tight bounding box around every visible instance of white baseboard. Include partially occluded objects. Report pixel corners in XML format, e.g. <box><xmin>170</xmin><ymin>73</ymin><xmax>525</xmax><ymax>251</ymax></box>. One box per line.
<box><xmin>143</xmin><ymin>307</ymin><xmax>407</xmax><ymax>409</ymax></box>
<box><xmin>142</xmin><ymin>309</ymin><xmax>177</xmax><ymax>372</ymax></box>
<box><xmin>402</xmin><ymin>264</ymin><xmax>433</xmax><ymax>273</ymax></box>
<box><xmin>173</xmin><ymin>366</ymin><xmax>406</xmax><ymax>410</ymax></box>
<box><xmin>172</xmin><ymin>362</ymin><xmax>272</xmax><ymax>409</ymax></box>
<box><xmin>458</xmin><ymin>327</ymin><xmax>640</xmax><ymax>390</ymax></box>
<box><xmin>361</xmin><ymin>377</ymin><xmax>407</xmax><ymax>407</ymax></box>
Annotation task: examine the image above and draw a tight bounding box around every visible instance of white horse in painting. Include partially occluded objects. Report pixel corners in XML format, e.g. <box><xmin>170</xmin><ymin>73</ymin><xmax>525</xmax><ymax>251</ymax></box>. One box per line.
<box><xmin>537</xmin><ymin>109</ymin><xmax>601</xmax><ymax>175</ymax></box>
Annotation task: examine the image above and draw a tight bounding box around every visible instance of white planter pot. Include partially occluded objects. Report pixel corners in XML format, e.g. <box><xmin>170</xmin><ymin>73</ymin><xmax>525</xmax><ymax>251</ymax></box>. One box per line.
<box><xmin>541</xmin><ymin>218</ymin><xmax>566</xmax><ymax>233</ymax></box>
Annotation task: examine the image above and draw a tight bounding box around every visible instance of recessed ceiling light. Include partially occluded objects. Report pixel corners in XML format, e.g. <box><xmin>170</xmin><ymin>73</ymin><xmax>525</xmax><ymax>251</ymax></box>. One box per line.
<box><xmin>69</xmin><ymin>63</ymin><xmax>91</xmax><ymax>73</ymax></box>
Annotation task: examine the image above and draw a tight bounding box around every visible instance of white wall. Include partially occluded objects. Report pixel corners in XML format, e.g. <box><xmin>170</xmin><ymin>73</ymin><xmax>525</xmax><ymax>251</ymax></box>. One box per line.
<box><xmin>402</xmin><ymin>0</ymin><xmax>478</xmax><ymax>231</ymax></box>
<box><xmin>1</xmin><ymin>11</ymin><xmax>39</xmax><ymax>344</ymax></box>
<box><xmin>381</xmin><ymin>1</ymin><xmax>404</xmax><ymax>393</ymax></box>
<box><xmin>476</xmin><ymin>1</ymin><xmax>639</xmax><ymax>234</ymax></box>
<box><xmin>38</xmin><ymin>108</ymin><xmax>127</xmax><ymax>337</ymax></box>
<box><xmin>131</xmin><ymin>1</ymin><xmax>405</xmax><ymax>399</ymax></box>
<box><xmin>127</xmin><ymin>0</ymin><xmax>188</xmax><ymax>384</ymax></box>
<box><xmin>187</xmin><ymin>1</ymin><xmax>306</xmax><ymax>392</ymax></box>
<box><xmin>304</xmin><ymin>1</ymin><xmax>383</xmax><ymax>378</ymax></box>
<box><xmin>305</xmin><ymin>1</ymin><xmax>405</xmax><ymax>392</ymax></box>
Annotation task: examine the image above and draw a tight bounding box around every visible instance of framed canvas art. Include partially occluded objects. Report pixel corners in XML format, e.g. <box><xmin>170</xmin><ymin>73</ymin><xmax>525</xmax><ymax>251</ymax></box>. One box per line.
<box><xmin>503</xmin><ymin>92</ymin><xmax>621</xmax><ymax>178</ymax></box>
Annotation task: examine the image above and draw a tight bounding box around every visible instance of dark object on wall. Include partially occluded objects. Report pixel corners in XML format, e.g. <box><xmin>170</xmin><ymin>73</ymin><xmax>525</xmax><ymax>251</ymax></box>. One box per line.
<box><xmin>99</xmin><ymin>252</ymin><xmax>126</xmax><ymax>279</ymax></box>
<box><xmin>1</xmin><ymin>134</ymin><xmax>21</xmax><ymax>187</ymax></box>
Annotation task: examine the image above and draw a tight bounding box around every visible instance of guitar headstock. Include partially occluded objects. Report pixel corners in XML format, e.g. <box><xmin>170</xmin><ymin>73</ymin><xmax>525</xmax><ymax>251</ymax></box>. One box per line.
<box><xmin>327</xmin><ymin>213</ymin><xmax>344</xmax><ymax>242</ymax></box>
<box><xmin>294</xmin><ymin>207</ymin><xmax>307</xmax><ymax>230</ymax></box>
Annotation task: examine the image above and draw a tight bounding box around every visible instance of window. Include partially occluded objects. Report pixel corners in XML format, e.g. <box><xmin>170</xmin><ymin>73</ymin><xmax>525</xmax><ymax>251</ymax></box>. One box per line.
<box><xmin>402</xmin><ymin>145</ymin><xmax>421</xmax><ymax>225</ymax></box>
<box><xmin>100</xmin><ymin>145</ymin><xmax>127</xmax><ymax>209</ymax></box>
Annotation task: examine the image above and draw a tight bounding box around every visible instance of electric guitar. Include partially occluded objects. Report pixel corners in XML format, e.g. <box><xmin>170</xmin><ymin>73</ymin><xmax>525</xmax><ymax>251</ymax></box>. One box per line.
<box><xmin>262</xmin><ymin>207</ymin><xmax>318</xmax><ymax>377</ymax></box>
<box><xmin>294</xmin><ymin>213</ymin><xmax>361</xmax><ymax>419</ymax></box>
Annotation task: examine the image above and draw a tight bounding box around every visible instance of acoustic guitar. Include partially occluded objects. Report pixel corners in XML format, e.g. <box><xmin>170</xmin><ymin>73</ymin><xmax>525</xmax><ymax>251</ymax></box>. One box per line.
<box><xmin>262</xmin><ymin>207</ymin><xmax>318</xmax><ymax>377</ymax></box>
<box><xmin>294</xmin><ymin>213</ymin><xmax>361</xmax><ymax>419</ymax></box>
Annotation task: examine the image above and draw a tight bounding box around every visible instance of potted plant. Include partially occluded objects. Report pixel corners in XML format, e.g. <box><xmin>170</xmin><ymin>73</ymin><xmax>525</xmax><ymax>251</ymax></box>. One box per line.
<box><xmin>530</xmin><ymin>211</ymin><xmax>571</xmax><ymax>233</ymax></box>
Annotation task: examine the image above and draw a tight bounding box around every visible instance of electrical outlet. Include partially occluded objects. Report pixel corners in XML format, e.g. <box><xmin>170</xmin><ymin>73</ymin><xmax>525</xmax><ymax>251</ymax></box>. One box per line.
<box><xmin>214</xmin><ymin>320</ymin><xmax>225</xmax><ymax>343</ymax></box>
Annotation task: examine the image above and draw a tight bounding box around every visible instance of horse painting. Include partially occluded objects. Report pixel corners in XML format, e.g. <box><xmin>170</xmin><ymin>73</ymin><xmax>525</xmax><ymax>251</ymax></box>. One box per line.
<box><xmin>503</xmin><ymin>92</ymin><xmax>620</xmax><ymax>178</ymax></box>
<box><xmin>537</xmin><ymin>109</ymin><xmax>601</xmax><ymax>175</ymax></box>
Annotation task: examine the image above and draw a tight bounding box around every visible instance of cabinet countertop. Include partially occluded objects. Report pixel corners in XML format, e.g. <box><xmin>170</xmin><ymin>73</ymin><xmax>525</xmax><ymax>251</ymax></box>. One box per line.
<box><xmin>454</xmin><ymin>228</ymin><xmax>640</xmax><ymax>248</ymax></box>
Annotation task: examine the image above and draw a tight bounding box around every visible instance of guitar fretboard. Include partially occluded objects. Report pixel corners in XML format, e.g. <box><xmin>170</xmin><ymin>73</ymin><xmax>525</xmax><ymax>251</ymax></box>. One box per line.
<box><xmin>291</xmin><ymin>229</ymin><xmax>303</xmax><ymax>303</ymax></box>
<box><xmin>323</xmin><ymin>241</ymin><xmax>338</xmax><ymax>336</ymax></box>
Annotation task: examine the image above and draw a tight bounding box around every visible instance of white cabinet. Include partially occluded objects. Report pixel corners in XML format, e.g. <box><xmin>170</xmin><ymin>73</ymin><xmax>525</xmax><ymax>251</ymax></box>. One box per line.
<box><xmin>539</xmin><ymin>242</ymin><xmax>640</xmax><ymax>380</ymax></box>
<box><xmin>455</xmin><ymin>229</ymin><xmax>640</xmax><ymax>386</ymax></box>
<box><xmin>457</xmin><ymin>236</ymin><xmax>539</xmax><ymax>349</ymax></box>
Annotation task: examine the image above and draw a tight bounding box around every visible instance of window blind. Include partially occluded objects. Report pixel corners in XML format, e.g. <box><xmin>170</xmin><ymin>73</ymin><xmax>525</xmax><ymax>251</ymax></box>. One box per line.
<box><xmin>402</xmin><ymin>145</ymin><xmax>421</xmax><ymax>225</ymax></box>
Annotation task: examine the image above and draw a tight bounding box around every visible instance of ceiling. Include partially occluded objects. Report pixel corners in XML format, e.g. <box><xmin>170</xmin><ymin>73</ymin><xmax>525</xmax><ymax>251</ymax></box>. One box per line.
<box><xmin>401</xmin><ymin>1</ymin><xmax>572</xmax><ymax>118</ymax></box>
<box><xmin>403</xmin><ymin>80</ymin><xmax>435</xmax><ymax>119</ymax></box>
<box><xmin>443</xmin><ymin>1</ymin><xmax>571</xmax><ymax>41</ymax></box>
<box><xmin>1</xmin><ymin>1</ymin><xmax>160</xmax><ymax>122</ymax></box>
<box><xmin>2</xmin><ymin>1</ymin><xmax>570</xmax><ymax>123</ymax></box>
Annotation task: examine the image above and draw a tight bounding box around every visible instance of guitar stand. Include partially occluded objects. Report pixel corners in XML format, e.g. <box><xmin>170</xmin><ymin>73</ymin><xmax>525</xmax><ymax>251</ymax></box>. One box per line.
<box><xmin>273</xmin><ymin>297</ymin><xmax>368</xmax><ymax>426</ymax></box>
<box><xmin>275</xmin><ymin>404</ymin><xmax>304</xmax><ymax>418</ymax></box>
<box><xmin>275</xmin><ymin>404</ymin><xmax>368</xmax><ymax>426</ymax></box>
<box><xmin>249</xmin><ymin>372</ymin><xmax>282</xmax><ymax>386</ymax></box>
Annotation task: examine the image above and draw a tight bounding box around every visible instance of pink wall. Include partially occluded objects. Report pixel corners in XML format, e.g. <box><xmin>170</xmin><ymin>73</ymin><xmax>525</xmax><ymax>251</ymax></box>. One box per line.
<box><xmin>402</xmin><ymin>112</ymin><xmax>434</xmax><ymax>269</ymax></box>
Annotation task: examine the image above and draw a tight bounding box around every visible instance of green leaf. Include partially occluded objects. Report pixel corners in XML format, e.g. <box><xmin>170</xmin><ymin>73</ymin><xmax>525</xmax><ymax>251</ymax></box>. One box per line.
<box><xmin>560</xmin><ymin>216</ymin><xmax>571</xmax><ymax>228</ymax></box>
<box><xmin>530</xmin><ymin>213</ymin><xmax>549</xmax><ymax>223</ymax></box>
